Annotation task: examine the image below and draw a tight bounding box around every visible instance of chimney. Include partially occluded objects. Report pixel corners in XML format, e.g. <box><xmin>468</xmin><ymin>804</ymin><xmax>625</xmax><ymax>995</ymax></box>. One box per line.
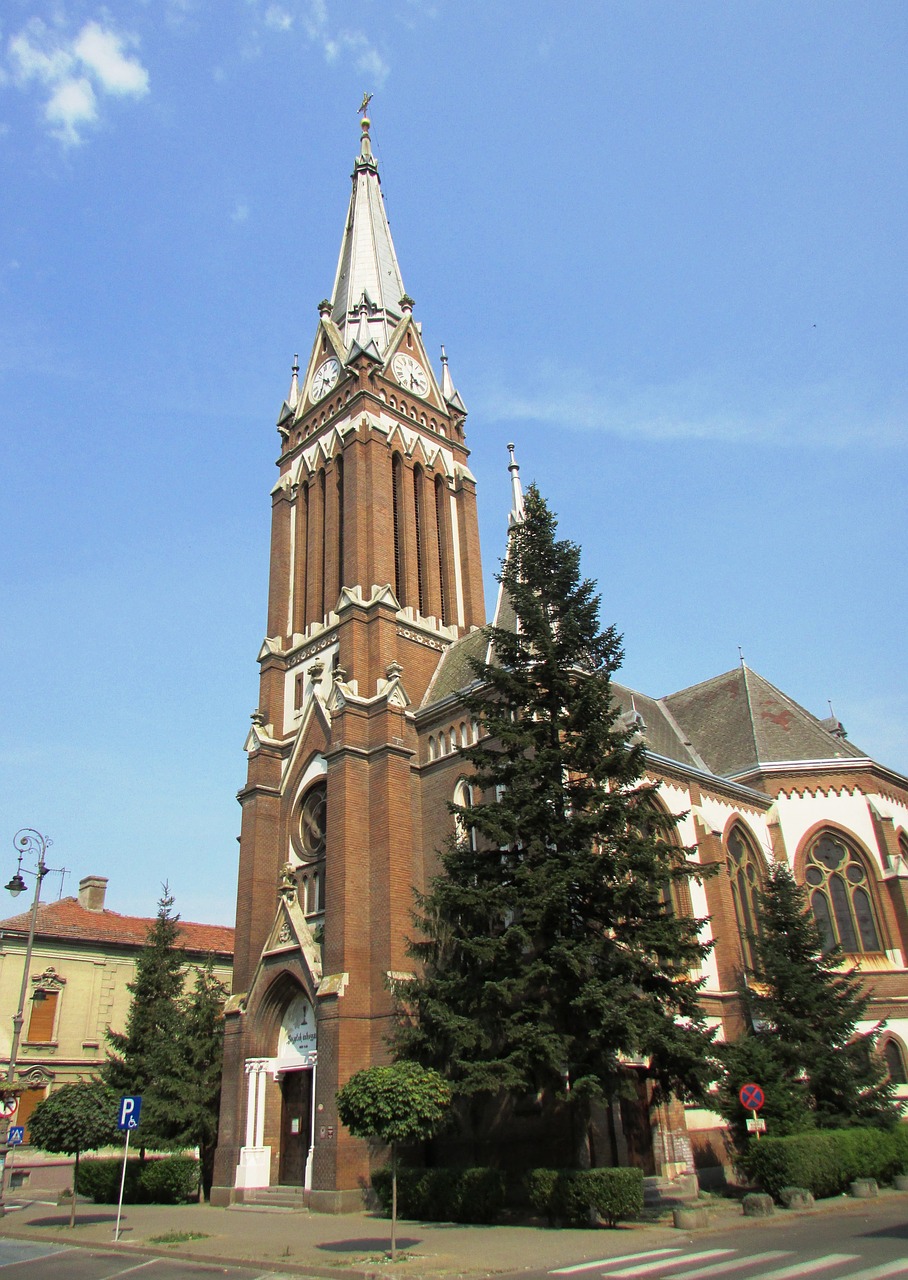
<box><xmin>78</xmin><ymin>876</ymin><xmax>108</xmax><ymax>912</ymax></box>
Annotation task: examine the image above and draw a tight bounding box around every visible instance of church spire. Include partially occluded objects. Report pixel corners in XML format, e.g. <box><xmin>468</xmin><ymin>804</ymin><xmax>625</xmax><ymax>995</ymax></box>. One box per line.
<box><xmin>507</xmin><ymin>442</ymin><xmax>525</xmax><ymax>527</ymax></box>
<box><xmin>329</xmin><ymin>115</ymin><xmax>406</xmax><ymax>355</ymax></box>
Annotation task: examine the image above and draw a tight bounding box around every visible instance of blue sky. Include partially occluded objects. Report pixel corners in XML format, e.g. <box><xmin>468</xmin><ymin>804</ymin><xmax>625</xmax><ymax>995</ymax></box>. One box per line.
<box><xmin>1</xmin><ymin>1</ymin><xmax>905</xmax><ymax>925</ymax></box>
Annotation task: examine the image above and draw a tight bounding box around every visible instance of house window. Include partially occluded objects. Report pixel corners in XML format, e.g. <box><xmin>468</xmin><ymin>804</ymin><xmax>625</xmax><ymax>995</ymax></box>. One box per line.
<box><xmin>727</xmin><ymin>826</ymin><xmax>762</xmax><ymax>971</ymax></box>
<box><xmin>26</xmin><ymin>990</ymin><xmax>59</xmax><ymax>1043</ymax></box>
<box><xmin>15</xmin><ymin>1087</ymin><xmax>47</xmax><ymax>1144</ymax></box>
<box><xmin>805</xmin><ymin>832</ymin><xmax>882</xmax><ymax>953</ymax></box>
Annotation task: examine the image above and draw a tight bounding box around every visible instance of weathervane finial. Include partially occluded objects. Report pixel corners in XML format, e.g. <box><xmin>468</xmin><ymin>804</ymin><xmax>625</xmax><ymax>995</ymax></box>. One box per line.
<box><xmin>358</xmin><ymin>92</ymin><xmax>373</xmax><ymax>117</ymax></box>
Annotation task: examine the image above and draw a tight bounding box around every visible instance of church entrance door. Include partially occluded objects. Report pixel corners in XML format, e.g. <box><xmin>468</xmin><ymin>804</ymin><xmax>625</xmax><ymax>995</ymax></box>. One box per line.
<box><xmin>619</xmin><ymin>1075</ymin><xmax>656</xmax><ymax>1175</ymax></box>
<box><xmin>279</xmin><ymin>1069</ymin><xmax>312</xmax><ymax>1185</ymax></box>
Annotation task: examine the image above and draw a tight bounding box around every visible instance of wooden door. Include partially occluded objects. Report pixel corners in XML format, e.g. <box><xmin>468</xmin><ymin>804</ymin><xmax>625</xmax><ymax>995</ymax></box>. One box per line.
<box><xmin>279</xmin><ymin>1070</ymin><xmax>312</xmax><ymax>1185</ymax></box>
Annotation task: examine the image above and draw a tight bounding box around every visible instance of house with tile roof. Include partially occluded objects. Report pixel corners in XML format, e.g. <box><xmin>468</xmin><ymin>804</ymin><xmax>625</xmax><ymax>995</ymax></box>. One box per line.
<box><xmin>0</xmin><ymin>874</ymin><xmax>233</xmax><ymax>1172</ymax></box>
<box><xmin>211</xmin><ymin>117</ymin><xmax>908</xmax><ymax>1208</ymax></box>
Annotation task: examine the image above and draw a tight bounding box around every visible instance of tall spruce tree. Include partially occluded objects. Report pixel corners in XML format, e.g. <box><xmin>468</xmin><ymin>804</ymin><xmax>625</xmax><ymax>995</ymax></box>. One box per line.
<box><xmin>105</xmin><ymin>886</ymin><xmax>186</xmax><ymax>1149</ymax></box>
<box><xmin>731</xmin><ymin>862</ymin><xmax>899</xmax><ymax>1129</ymax></box>
<box><xmin>396</xmin><ymin>485</ymin><xmax>716</xmax><ymax>1163</ymax></box>
<box><xmin>154</xmin><ymin>958</ymin><xmax>228</xmax><ymax>1197</ymax></box>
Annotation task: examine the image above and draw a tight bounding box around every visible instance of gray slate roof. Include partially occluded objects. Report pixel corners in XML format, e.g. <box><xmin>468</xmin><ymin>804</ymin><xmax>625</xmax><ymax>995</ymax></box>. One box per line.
<box><xmin>663</xmin><ymin>665</ymin><xmax>866</xmax><ymax>777</ymax></box>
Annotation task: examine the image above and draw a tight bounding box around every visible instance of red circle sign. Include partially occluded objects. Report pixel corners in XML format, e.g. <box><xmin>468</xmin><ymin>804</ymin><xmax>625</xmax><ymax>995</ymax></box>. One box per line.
<box><xmin>739</xmin><ymin>1082</ymin><xmax>764</xmax><ymax>1111</ymax></box>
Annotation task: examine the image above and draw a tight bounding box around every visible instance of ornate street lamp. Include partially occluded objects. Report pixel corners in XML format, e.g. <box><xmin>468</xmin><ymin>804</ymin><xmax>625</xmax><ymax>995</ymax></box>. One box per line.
<box><xmin>0</xmin><ymin>830</ymin><xmax>57</xmax><ymax>1216</ymax></box>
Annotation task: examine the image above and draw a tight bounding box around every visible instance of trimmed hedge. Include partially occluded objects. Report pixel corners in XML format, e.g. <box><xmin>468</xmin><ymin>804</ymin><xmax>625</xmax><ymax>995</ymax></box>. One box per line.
<box><xmin>76</xmin><ymin>1156</ymin><xmax>199</xmax><ymax>1205</ymax></box>
<box><xmin>746</xmin><ymin>1126</ymin><xmax>908</xmax><ymax>1201</ymax></box>
<box><xmin>371</xmin><ymin>1166</ymin><xmax>505</xmax><ymax>1224</ymax></box>
<box><xmin>526</xmin><ymin>1167</ymin><xmax>644</xmax><ymax>1228</ymax></box>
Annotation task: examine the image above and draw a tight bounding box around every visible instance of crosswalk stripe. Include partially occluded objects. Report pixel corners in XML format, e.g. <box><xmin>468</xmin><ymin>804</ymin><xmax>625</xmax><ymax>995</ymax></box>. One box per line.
<box><xmin>605</xmin><ymin>1252</ymin><xmax>736</xmax><ymax>1278</ymax></box>
<box><xmin>669</xmin><ymin>1250</ymin><xmax>792</xmax><ymax>1279</ymax></box>
<box><xmin>740</xmin><ymin>1256</ymin><xmax>859</xmax><ymax>1280</ymax></box>
<box><xmin>552</xmin><ymin>1251</ymin><xmax>684</xmax><ymax>1274</ymax></box>
<box><xmin>836</xmin><ymin>1263</ymin><xmax>908</xmax><ymax>1280</ymax></box>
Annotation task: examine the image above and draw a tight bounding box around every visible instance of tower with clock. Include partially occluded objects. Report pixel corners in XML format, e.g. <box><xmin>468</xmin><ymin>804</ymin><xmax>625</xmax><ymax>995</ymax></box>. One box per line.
<box><xmin>211</xmin><ymin>116</ymin><xmax>488</xmax><ymax>1208</ymax></box>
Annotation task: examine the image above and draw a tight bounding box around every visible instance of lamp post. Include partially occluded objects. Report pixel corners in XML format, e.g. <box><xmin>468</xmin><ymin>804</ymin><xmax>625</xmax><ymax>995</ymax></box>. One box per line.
<box><xmin>0</xmin><ymin>829</ymin><xmax>53</xmax><ymax>1216</ymax></box>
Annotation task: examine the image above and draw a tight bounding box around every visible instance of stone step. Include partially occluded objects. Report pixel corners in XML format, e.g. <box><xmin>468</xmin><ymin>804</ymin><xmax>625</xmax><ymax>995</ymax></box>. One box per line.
<box><xmin>643</xmin><ymin>1173</ymin><xmax>700</xmax><ymax>1208</ymax></box>
<box><xmin>234</xmin><ymin>1186</ymin><xmax>309</xmax><ymax>1211</ymax></box>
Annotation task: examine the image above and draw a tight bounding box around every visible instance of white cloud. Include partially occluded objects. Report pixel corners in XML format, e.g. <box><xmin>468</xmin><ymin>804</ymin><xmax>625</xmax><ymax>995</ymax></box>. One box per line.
<box><xmin>6</xmin><ymin>17</ymin><xmax>149</xmax><ymax>146</ymax></box>
<box><xmin>479</xmin><ymin>366</ymin><xmax>908</xmax><ymax>450</ymax></box>
<box><xmin>297</xmin><ymin>0</ymin><xmax>389</xmax><ymax>87</ymax></box>
<box><xmin>73</xmin><ymin>23</ymin><xmax>149</xmax><ymax>97</ymax></box>
<box><xmin>265</xmin><ymin>6</ymin><xmax>294</xmax><ymax>32</ymax></box>
<box><xmin>45</xmin><ymin>75</ymin><xmax>97</xmax><ymax>145</ymax></box>
<box><xmin>231</xmin><ymin>201</ymin><xmax>250</xmax><ymax>223</ymax></box>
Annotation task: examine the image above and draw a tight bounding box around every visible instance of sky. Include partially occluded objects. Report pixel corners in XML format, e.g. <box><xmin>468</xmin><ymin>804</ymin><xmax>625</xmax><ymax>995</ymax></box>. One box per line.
<box><xmin>1</xmin><ymin>1</ymin><xmax>906</xmax><ymax>926</ymax></box>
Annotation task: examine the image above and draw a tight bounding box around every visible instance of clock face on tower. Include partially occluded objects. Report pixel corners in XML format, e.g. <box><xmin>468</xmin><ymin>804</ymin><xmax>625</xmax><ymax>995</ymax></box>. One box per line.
<box><xmin>310</xmin><ymin>357</ymin><xmax>340</xmax><ymax>403</ymax></box>
<box><xmin>391</xmin><ymin>353</ymin><xmax>429</xmax><ymax>399</ymax></box>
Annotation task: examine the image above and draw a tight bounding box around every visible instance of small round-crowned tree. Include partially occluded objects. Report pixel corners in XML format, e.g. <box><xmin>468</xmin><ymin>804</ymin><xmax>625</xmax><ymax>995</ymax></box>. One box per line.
<box><xmin>336</xmin><ymin>1061</ymin><xmax>451</xmax><ymax>1258</ymax></box>
<box><xmin>27</xmin><ymin>1080</ymin><xmax>120</xmax><ymax>1227</ymax></box>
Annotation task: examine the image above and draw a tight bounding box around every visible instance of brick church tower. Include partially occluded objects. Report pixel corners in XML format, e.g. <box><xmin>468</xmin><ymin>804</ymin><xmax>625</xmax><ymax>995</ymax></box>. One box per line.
<box><xmin>211</xmin><ymin>116</ymin><xmax>486</xmax><ymax>1209</ymax></box>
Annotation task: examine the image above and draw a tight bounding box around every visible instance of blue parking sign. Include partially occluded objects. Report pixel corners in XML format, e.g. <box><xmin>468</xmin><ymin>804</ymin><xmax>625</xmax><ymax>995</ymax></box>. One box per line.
<box><xmin>8</xmin><ymin>1127</ymin><xmax>24</xmax><ymax>1146</ymax></box>
<box><xmin>117</xmin><ymin>1096</ymin><xmax>142</xmax><ymax>1130</ymax></box>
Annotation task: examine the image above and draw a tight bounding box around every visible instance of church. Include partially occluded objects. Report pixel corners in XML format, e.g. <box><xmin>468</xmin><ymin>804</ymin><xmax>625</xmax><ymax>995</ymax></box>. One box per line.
<box><xmin>211</xmin><ymin>117</ymin><xmax>908</xmax><ymax>1209</ymax></box>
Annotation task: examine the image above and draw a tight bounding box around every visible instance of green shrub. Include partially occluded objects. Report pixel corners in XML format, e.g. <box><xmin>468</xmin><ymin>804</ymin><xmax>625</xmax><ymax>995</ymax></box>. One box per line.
<box><xmin>892</xmin><ymin>1124</ymin><xmax>908</xmax><ymax>1174</ymax></box>
<box><xmin>525</xmin><ymin>1168</ymin><xmax>562</xmax><ymax>1225</ymax></box>
<box><xmin>137</xmin><ymin>1156</ymin><xmax>199</xmax><ymax>1204</ymax></box>
<box><xmin>525</xmin><ymin>1167</ymin><xmax>644</xmax><ymax>1228</ymax></box>
<box><xmin>370</xmin><ymin>1166</ymin><xmax>505</xmax><ymax>1224</ymax></box>
<box><xmin>746</xmin><ymin>1128</ymin><xmax>904</xmax><ymax>1200</ymax></box>
<box><xmin>583</xmin><ymin>1168</ymin><xmax>645</xmax><ymax>1228</ymax></box>
<box><xmin>76</xmin><ymin>1156</ymin><xmax>199</xmax><ymax>1205</ymax></box>
<box><xmin>76</xmin><ymin>1157</ymin><xmax>142</xmax><ymax>1203</ymax></box>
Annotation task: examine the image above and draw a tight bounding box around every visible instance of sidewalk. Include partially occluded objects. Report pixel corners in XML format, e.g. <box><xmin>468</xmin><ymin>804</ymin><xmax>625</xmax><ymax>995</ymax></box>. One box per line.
<box><xmin>0</xmin><ymin>1188</ymin><xmax>896</xmax><ymax>1279</ymax></box>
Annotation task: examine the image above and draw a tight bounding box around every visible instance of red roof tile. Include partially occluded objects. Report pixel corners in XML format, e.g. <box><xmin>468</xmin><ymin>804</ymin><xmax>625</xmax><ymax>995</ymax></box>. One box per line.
<box><xmin>0</xmin><ymin>897</ymin><xmax>233</xmax><ymax>958</ymax></box>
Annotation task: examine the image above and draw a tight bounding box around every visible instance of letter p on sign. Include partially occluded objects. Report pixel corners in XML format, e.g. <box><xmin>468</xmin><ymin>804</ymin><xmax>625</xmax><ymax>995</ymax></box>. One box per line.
<box><xmin>117</xmin><ymin>1095</ymin><xmax>142</xmax><ymax>1130</ymax></box>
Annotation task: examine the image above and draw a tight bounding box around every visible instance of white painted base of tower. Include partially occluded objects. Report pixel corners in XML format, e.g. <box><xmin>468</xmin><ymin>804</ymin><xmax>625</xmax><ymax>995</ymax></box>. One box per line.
<box><xmin>234</xmin><ymin>1146</ymin><xmax>272</xmax><ymax>1189</ymax></box>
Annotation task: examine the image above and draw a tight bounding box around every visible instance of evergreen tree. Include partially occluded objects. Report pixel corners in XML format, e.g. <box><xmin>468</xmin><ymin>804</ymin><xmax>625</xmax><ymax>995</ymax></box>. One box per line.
<box><xmin>731</xmin><ymin>862</ymin><xmax>898</xmax><ymax>1129</ymax></box>
<box><xmin>395</xmin><ymin>485</ymin><xmax>716</xmax><ymax>1162</ymax></box>
<box><xmin>716</xmin><ymin>1031</ymin><xmax>812</xmax><ymax>1151</ymax></box>
<box><xmin>105</xmin><ymin>885</ymin><xmax>186</xmax><ymax>1148</ymax></box>
<box><xmin>154</xmin><ymin>958</ymin><xmax>228</xmax><ymax>1198</ymax></box>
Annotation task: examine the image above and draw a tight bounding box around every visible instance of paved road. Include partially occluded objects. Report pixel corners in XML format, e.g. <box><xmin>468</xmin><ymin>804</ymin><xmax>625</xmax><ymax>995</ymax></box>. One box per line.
<box><xmin>0</xmin><ymin>1240</ymin><xmax>288</xmax><ymax>1279</ymax></box>
<box><xmin>530</xmin><ymin>1198</ymin><xmax>908</xmax><ymax>1280</ymax></box>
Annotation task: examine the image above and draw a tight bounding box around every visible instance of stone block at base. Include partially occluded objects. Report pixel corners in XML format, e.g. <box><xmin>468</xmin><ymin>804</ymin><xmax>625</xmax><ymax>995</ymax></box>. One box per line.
<box><xmin>742</xmin><ymin>1193</ymin><xmax>774</xmax><ymax>1217</ymax></box>
<box><xmin>308</xmin><ymin>1188</ymin><xmax>368</xmax><ymax>1214</ymax></box>
<box><xmin>778</xmin><ymin>1187</ymin><xmax>814</xmax><ymax>1210</ymax></box>
<box><xmin>893</xmin><ymin>1175</ymin><xmax>908</xmax><ymax>1191</ymax></box>
<box><xmin>673</xmin><ymin>1207</ymin><xmax>710</xmax><ymax>1230</ymax></box>
<box><xmin>849</xmin><ymin>1179</ymin><xmax>878</xmax><ymax>1199</ymax></box>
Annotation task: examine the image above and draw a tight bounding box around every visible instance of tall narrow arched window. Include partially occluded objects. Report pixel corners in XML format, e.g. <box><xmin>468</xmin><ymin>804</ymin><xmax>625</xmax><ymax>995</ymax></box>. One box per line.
<box><xmin>884</xmin><ymin>1038</ymin><xmax>908</xmax><ymax>1084</ymax></box>
<box><xmin>293</xmin><ymin>781</ymin><xmax>327</xmax><ymax>918</ymax></box>
<box><xmin>727</xmin><ymin>826</ymin><xmax>763</xmax><ymax>971</ymax></box>
<box><xmin>435</xmin><ymin>475</ymin><xmax>449</xmax><ymax>624</ymax></box>
<box><xmin>805</xmin><ymin>831</ymin><xmax>882</xmax><ymax>954</ymax></box>
<box><xmin>454</xmin><ymin>780</ymin><xmax>477</xmax><ymax>851</ymax></box>
<box><xmin>317</xmin><ymin>468</ymin><xmax>327</xmax><ymax>620</ymax></box>
<box><xmin>391</xmin><ymin>454</ymin><xmax>404</xmax><ymax>605</ymax></box>
<box><xmin>413</xmin><ymin>464</ymin><xmax>426</xmax><ymax>616</ymax></box>
<box><xmin>335</xmin><ymin>455</ymin><xmax>345</xmax><ymax>592</ymax></box>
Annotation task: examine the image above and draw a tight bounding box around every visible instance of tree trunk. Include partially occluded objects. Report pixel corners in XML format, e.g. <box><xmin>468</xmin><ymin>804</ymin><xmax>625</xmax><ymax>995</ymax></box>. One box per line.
<box><xmin>390</xmin><ymin>1145</ymin><xmax>397</xmax><ymax>1261</ymax></box>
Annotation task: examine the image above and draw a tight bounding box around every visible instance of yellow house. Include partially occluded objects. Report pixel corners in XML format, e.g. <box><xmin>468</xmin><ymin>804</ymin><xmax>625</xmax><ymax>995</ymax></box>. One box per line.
<box><xmin>0</xmin><ymin>875</ymin><xmax>233</xmax><ymax>1182</ymax></box>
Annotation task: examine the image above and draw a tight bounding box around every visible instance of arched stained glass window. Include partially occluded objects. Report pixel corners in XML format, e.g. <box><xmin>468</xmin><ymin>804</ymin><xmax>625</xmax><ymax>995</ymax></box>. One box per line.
<box><xmin>727</xmin><ymin>826</ymin><xmax>762</xmax><ymax>971</ymax></box>
<box><xmin>884</xmin><ymin>1038</ymin><xmax>908</xmax><ymax>1085</ymax></box>
<box><xmin>805</xmin><ymin>832</ymin><xmax>882</xmax><ymax>954</ymax></box>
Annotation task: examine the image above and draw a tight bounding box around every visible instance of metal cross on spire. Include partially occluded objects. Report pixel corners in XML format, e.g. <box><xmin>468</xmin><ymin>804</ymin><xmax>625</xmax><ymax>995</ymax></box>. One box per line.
<box><xmin>358</xmin><ymin>92</ymin><xmax>373</xmax><ymax>117</ymax></box>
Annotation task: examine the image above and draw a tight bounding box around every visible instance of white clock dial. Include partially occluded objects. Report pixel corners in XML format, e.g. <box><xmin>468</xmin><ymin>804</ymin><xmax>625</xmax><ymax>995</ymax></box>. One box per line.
<box><xmin>310</xmin><ymin>357</ymin><xmax>340</xmax><ymax>403</ymax></box>
<box><xmin>392</xmin><ymin>353</ymin><xmax>430</xmax><ymax>399</ymax></box>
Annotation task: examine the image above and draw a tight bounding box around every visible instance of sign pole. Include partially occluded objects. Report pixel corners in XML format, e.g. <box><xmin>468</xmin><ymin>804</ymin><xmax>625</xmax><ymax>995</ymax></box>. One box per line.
<box><xmin>752</xmin><ymin>1108</ymin><xmax>761</xmax><ymax>1141</ymax></box>
<box><xmin>114</xmin><ymin>1095</ymin><xmax>141</xmax><ymax>1242</ymax></box>
<box><xmin>114</xmin><ymin>1127</ymin><xmax>130</xmax><ymax>1242</ymax></box>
